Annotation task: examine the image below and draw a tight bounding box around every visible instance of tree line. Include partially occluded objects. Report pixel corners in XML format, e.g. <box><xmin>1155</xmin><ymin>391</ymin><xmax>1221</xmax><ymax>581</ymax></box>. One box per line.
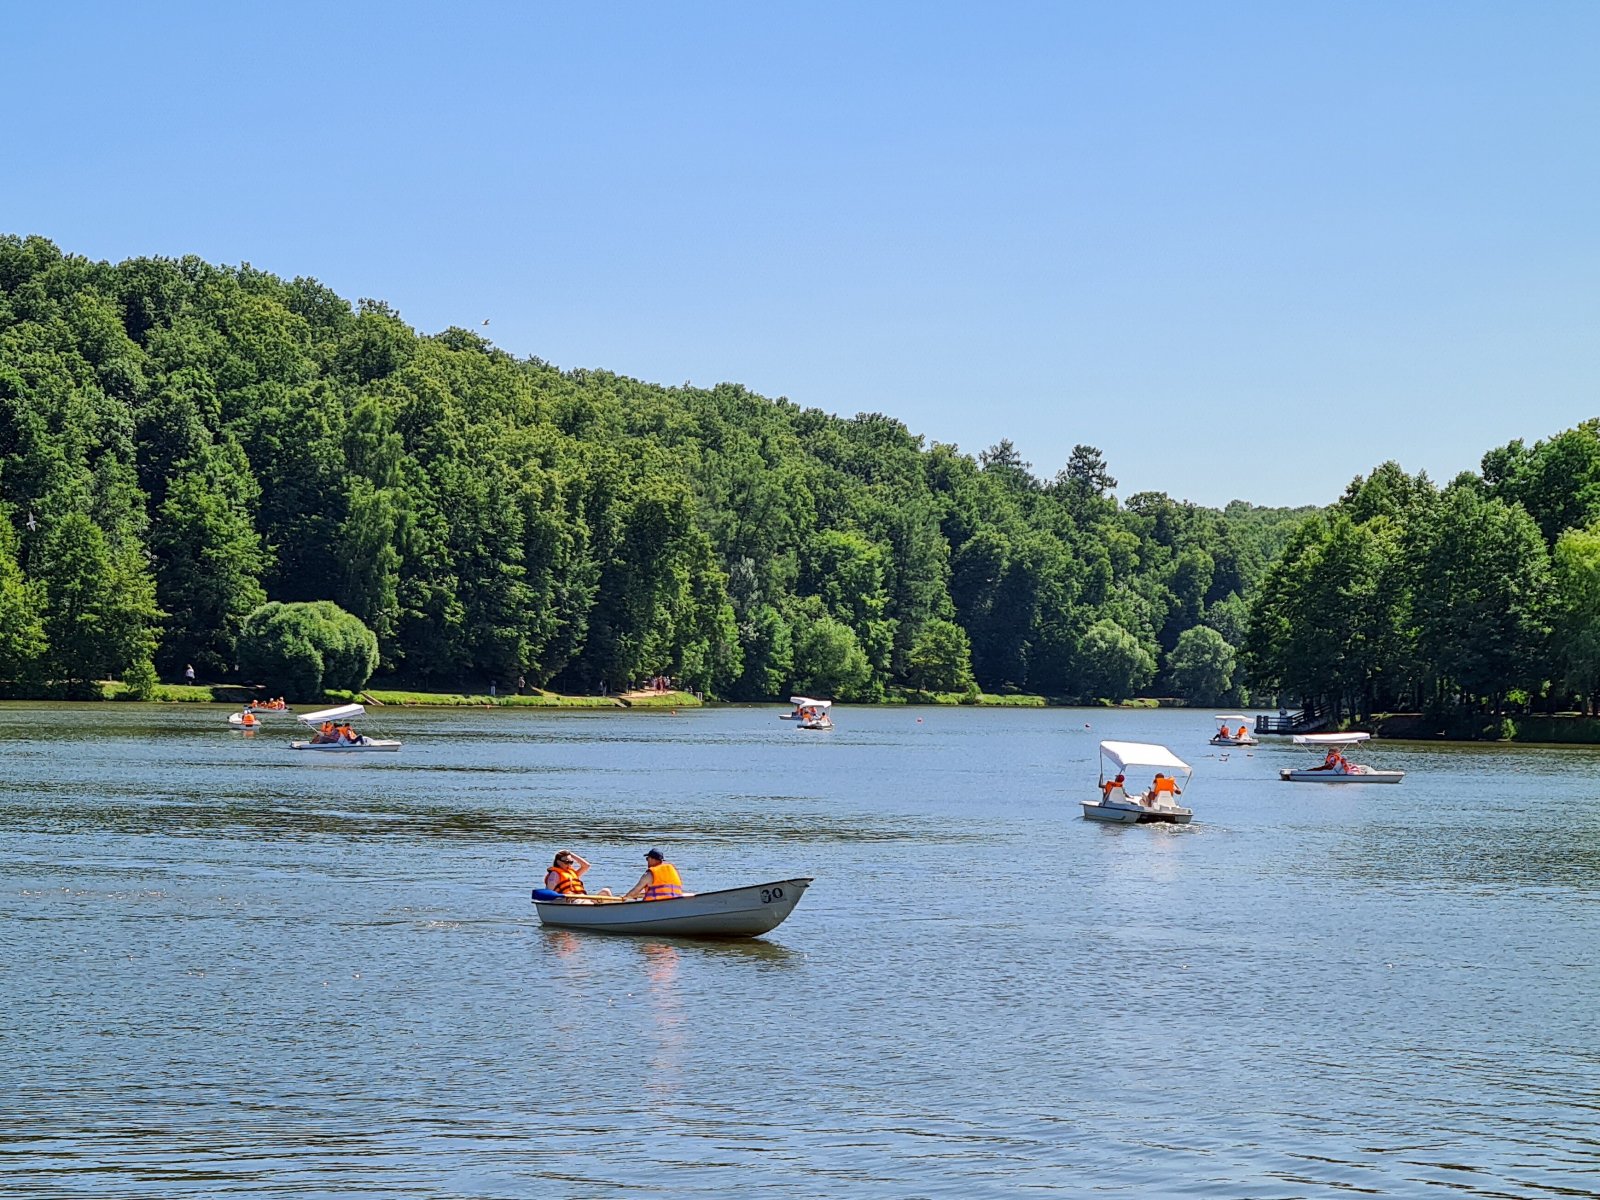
<box><xmin>0</xmin><ymin>235</ymin><xmax>1310</xmax><ymax>701</ymax></box>
<box><xmin>1245</xmin><ymin>424</ymin><xmax>1600</xmax><ymax>724</ymax></box>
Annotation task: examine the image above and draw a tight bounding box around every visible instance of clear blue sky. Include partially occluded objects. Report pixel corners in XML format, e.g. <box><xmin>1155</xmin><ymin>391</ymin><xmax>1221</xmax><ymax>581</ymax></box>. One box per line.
<box><xmin>6</xmin><ymin>2</ymin><xmax>1597</xmax><ymax>507</ymax></box>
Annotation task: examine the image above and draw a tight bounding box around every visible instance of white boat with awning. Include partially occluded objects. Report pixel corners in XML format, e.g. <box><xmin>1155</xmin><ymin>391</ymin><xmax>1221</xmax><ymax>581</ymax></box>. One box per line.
<box><xmin>531</xmin><ymin>877</ymin><xmax>813</xmax><ymax>938</ymax></box>
<box><xmin>1280</xmin><ymin>732</ymin><xmax>1403</xmax><ymax>783</ymax></box>
<box><xmin>289</xmin><ymin>703</ymin><xmax>401</xmax><ymax>752</ymax></box>
<box><xmin>795</xmin><ymin>699</ymin><xmax>833</xmax><ymax>730</ymax></box>
<box><xmin>780</xmin><ymin>696</ymin><xmax>827</xmax><ymax>720</ymax></box>
<box><xmin>1209</xmin><ymin>715</ymin><xmax>1259</xmax><ymax>746</ymax></box>
<box><xmin>1083</xmin><ymin>741</ymin><xmax>1194</xmax><ymax>824</ymax></box>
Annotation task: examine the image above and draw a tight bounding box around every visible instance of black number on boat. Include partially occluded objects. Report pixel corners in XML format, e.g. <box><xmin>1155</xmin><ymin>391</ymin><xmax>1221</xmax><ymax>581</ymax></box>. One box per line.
<box><xmin>761</xmin><ymin>887</ymin><xmax>783</xmax><ymax>903</ymax></box>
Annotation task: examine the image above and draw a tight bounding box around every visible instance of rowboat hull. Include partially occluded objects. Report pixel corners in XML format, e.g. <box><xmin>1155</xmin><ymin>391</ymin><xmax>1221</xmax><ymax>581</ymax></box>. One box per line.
<box><xmin>533</xmin><ymin>877</ymin><xmax>813</xmax><ymax>938</ymax></box>
<box><xmin>1280</xmin><ymin>768</ymin><xmax>1404</xmax><ymax>784</ymax></box>
<box><xmin>1081</xmin><ymin>798</ymin><xmax>1193</xmax><ymax>824</ymax></box>
<box><xmin>1209</xmin><ymin>734</ymin><xmax>1258</xmax><ymax>746</ymax></box>
<box><xmin>290</xmin><ymin>739</ymin><xmax>402</xmax><ymax>752</ymax></box>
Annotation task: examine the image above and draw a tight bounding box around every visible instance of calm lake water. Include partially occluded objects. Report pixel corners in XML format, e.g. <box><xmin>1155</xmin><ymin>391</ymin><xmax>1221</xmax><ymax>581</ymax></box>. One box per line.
<box><xmin>3</xmin><ymin>703</ymin><xmax>1598</xmax><ymax>1198</ymax></box>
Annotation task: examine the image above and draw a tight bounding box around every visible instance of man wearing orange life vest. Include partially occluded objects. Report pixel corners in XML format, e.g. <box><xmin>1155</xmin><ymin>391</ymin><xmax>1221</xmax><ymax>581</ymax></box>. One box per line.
<box><xmin>624</xmin><ymin>849</ymin><xmax>688</xmax><ymax>901</ymax></box>
<box><xmin>239</xmin><ymin>709</ymin><xmax>257</xmax><ymax>728</ymax></box>
<box><xmin>545</xmin><ymin>851</ymin><xmax>613</xmax><ymax>902</ymax></box>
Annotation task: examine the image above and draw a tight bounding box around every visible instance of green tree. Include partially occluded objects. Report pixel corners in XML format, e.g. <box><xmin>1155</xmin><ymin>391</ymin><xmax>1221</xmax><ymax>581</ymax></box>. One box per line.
<box><xmin>1077</xmin><ymin>619</ymin><xmax>1155</xmax><ymax>701</ymax></box>
<box><xmin>907</xmin><ymin>618</ymin><xmax>976</xmax><ymax>694</ymax></box>
<box><xmin>1408</xmin><ymin>487</ymin><xmax>1551</xmax><ymax>711</ymax></box>
<box><xmin>238</xmin><ymin>601</ymin><xmax>378</xmax><ymax>700</ymax></box>
<box><xmin>1551</xmin><ymin>521</ymin><xmax>1600</xmax><ymax>711</ymax></box>
<box><xmin>0</xmin><ymin>512</ymin><xmax>46</xmax><ymax>682</ymax></box>
<box><xmin>1166</xmin><ymin>625</ymin><xmax>1236</xmax><ymax>704</ymax></box>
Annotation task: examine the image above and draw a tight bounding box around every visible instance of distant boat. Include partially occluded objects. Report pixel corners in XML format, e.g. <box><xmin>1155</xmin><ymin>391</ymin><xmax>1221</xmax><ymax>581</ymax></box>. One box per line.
<box><xmin>1082</xmin><ymin>740</ymin><xmax>1194</xmax><ymax>824</ymax></box>
<box><xmin>1209</xmin><ymin>714</ymin><xmax>1259</xmax><ymax>746</ymax></box>
<box><xmin>289</xmin><ymin>702</ymin><xmax>401</xmax><ymax>752</ymax></box>
<box><xmin>781</xmin><ymin>695</ymin><xmax>827</xmax><ymax>720</ymax></box>
<box><xmin>531</xmin><ymin>878</ymin><xmax>813</xmax><ymax>938</ymax></box>
<box><xmin>1280</xmin><ymin>733</ymin><xmax>1403</xmax><ymax>784</ymax></box>
<box><xmin>796</xmin><ymin>700</ymin><xmax>833</xmax><ymax>731</ymax></box>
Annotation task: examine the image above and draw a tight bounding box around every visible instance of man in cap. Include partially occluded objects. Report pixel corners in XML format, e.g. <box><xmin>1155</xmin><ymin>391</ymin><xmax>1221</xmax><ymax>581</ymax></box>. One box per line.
<box><xmin>623</xmin><ymin>849</ymin><xmax>688</xmax><ymax>901</ymax></box>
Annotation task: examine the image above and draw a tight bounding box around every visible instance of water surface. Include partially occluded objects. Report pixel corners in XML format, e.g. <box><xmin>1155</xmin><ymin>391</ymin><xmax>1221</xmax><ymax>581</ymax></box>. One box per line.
<box><xmin>3</xmin><ymin>703</ymin><xmax>1597</xmax><ymax>1197</ymax></box>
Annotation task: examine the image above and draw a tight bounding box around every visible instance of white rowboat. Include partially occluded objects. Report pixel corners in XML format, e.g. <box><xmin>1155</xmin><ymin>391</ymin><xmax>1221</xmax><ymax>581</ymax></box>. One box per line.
<box><xmin>533</xmin><ymin>878</ymin><xmax>813</xmax><ymax>938</ymax></box>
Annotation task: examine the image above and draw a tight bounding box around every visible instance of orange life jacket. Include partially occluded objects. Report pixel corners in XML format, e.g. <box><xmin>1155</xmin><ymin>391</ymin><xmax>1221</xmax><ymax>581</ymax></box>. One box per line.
<box><xmin>643</xmin><ymin>862</ymin><xmax>683</xmax><ymax>901</ymax></box>
<box><xmin>1237</xmin><ymin>726</ymin><xmax>1248</xmax><ymax>738</ymax></box>
<box><xmin>241</xmin><ymin>712</ymin><xmax>256</xmax><ymax>726</ymax></box>
<box><xmin>548</xmin><ymin>865</ymin><xmax>585</xmax><ymax>895</ymax></box>
<box><xmin>1154</xmin><ymin>775</ymin><xmax>1176</xmax><ymax>794</ymax></box>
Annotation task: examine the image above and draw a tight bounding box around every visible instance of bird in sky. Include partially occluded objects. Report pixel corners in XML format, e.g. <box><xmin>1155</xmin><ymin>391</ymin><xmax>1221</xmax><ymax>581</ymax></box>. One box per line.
<box><xmin>481</xmin><ymin>319</ymin><xmax>490</xmax><ymax>326</ymax></box>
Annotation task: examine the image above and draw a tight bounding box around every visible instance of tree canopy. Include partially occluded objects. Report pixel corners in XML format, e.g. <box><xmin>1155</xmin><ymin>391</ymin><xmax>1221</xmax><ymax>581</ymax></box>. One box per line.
<box><xmin>0</xmin><ymin>235</ymin><xmax>1321</xmax><ymax>700</ymax></box>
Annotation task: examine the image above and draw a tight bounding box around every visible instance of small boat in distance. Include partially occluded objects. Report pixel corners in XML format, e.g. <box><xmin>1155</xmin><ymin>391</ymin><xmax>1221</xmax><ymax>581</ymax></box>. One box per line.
<box><xmin>1280</xmin><ymin>732</ymin><xmax>1403</xmax><ymax>783</ymax></box>
<box><xmin>228</xmin><ymin>709</ymin><xmax>262</xmax><ymax>729</ymax></box>
<box><xmin>781</xmin><ymin>696</ymin><xmax>827</xmax><ymax>720</ymax></box>
<box><xmin>1082</xmin><ymin>740</ymin><xmax>1194</xmax><ymax>824</ymax></box>
<box><xmin>289</xmin><ymin>703</ymin><xmax>401</xmax><ymax>752</ymax></box>
<box><xmin>1209</xmin><ymin>715</ymin><xmax>1259</xmax><ymax>746</ymax></box>
<box><xmin>796</xmin><ymin>700</ymin><xmax>833</xmax><ymax>730</ymax></box>
<box><xmin>531</xmin><ymin>877</ymin><xmax>813</xmax><ymax>938</ymax></box>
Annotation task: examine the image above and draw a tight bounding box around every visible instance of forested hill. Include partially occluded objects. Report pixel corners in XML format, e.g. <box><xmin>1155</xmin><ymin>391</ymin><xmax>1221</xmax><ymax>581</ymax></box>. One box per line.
<box><xmin>0</xmin><ymin>235</ymin><xmax>1314</xmax><ymax>701</ymax></box>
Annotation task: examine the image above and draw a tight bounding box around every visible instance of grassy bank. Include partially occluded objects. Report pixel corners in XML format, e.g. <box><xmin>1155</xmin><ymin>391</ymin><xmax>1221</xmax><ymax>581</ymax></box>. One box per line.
<box><xmin>327</xmin><ymin>687</ymin><xmax>701</xmax><ymax>709</ymax></box>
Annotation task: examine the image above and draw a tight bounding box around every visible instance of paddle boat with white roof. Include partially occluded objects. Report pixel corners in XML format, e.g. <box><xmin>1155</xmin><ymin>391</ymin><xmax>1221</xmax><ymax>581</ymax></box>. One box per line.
<box><xmin>795</xmin><ymin>699</ymin><xmax>834</xmax><ymax>730</ymax></box>
<box><xmin>1209</xmin><ymin>715</ymin><xmax>1259</xmax><ymax>746</ymax></box>
<box><xmin>289</xmin><ymin>703</ymin><xmax>401</xmax><ymax>752</ymax></box>
<box><xmin>1279</xmin><ymin>732</ymin><xmax>1403</xmax><ymax>783</ymax></box>
<box><xmin>1082</xmin><ymin>740</ymin><xmax>1194</xmax><ymax>824</ymax></box>
<box><xmin>781</xmin><ymin>696</ymin><xmax>827</xmax><ymax>720</ymax></box>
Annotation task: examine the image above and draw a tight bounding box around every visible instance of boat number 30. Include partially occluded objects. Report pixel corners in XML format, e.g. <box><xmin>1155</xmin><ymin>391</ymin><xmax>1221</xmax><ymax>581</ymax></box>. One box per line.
<box><xmin>760</xmin><ymin>887</ymin><xmax>784</xmax><ymax>904</ymax></box>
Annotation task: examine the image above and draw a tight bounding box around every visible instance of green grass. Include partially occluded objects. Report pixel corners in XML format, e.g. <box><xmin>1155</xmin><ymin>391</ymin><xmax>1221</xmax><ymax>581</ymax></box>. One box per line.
<box><xmin>325</xmin><ymin>687</ymin><xmax>701</xmax><ymax>709</ymax></box>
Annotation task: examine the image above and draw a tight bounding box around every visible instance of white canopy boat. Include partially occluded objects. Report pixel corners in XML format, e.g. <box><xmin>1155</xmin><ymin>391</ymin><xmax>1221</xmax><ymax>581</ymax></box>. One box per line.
<box><xmin>1083</xmin><ymin>740</ymin><xmax>1194</xmax><ymax>824</ymax></box>
<box><xmin>1279</xmin><ymin>732</ymin><xmax>1403</xmax><ymax>783</ymax></box>
<box><xmin>289</xmin><ymin>702</ymin><xmax>401</xmax><ymax>752</ymax></box>
<box><xmin>781</xmin><ymin>695</ymin><xmax>828</xmax><ymax>720</ymax></box>
<box><xmin>796</xmin><ymin>699</ymin><xmax>833</xmax><ymax>731</ymax></box>
<box><xmin>1209</xmin><ymin>714</ymin><xmax>1259</xmax><ymax>746</ymax></box>
<box><xmin>531</xmin><ymin>877</ymin><xmax>813</xmax><ymax>938</ymax></box>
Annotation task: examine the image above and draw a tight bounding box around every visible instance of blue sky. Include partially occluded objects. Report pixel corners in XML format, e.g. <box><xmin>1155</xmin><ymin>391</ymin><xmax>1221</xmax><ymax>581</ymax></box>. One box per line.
<box><xmin>6</xmin><ymin>2</ymin><xmax>1597</xmax><ymax>507</ymax></box>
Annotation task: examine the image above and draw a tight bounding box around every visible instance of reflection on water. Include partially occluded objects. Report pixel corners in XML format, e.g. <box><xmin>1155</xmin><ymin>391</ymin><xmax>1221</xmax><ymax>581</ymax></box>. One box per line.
<box><xmin>3</xmin><ymin>702</ymin><xmax>1599</xmax><ymax>1197</ymax></box>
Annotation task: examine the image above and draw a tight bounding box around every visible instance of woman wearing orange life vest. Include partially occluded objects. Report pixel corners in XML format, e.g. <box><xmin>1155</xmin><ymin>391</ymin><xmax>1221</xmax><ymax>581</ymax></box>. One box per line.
<box><xmin>624</xmin><ymin>849</ymin><xmax>687</xmax><ymax>901</ymax></box>
<box><xmin>544</xmin><ymin>851</ymin><xmax>613</xmax><ymax>901</ymax></box>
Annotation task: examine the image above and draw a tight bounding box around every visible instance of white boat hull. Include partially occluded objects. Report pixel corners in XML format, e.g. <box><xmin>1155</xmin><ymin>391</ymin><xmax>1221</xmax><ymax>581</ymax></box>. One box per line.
<box><xmin>1280</xmin><ymin>767</ymin><xmax>1404</xmax><ymax>784</ymax></box>
<box><xmin>1210</xmin><ymin>734</ymin><xmax>1258</xmax><ymax>746</ymax></box>
<box><xmin>534</xmin><ymin>878</ymin><xmax>813</xmax><ymax>937</ymax></box>
<box><xmin>797</xmin><ymin>717</ymin><xmax>833</xmax><ymax>730</ymax></box>
<box><xmin>290</xmin><ymin>738</ymin><xmax>402</xmax><ymax>752</ymax></box>
<box><xmin>228</xmin><ymin>714</ymin><xmax>264</xmax><ymax>729</ymax></box>
<box><xmin>1081</xmin><ymin>798</ymin><xmax>1193</xmax><ymax>824</ymax></box>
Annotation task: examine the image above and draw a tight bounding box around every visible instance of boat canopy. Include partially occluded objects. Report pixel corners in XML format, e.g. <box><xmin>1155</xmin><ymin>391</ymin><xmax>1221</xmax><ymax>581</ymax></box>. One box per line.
<box><xmin>1293</xmin><ymin>732</ymin><xmax>1370</xmax><ymax>746</ymax></box>
<box><xmin>1099</xmin><ymin>740</ymin><xmax>1192</xmax><ymax>775</ymax></box>
<box><xmin>298</xmin><ymin>703</ymin><xmax>366</xmax><ymax>725</ymax></box>
<box><xmin>789</xmin><ymin>696</ymin><xmax>831</xmax><ymax>707</ymax></box>
<box><xmin>1213</xmin><ymin>714</ymin><xmax>1249</xmax><ymax>722</ymax></box>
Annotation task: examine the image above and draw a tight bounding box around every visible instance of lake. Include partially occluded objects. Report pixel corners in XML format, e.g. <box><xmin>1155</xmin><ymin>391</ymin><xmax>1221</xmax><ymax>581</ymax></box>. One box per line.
<box><xmin>3</xmin><ymin>703</ymin><xmax>1598</xmax><ymax>1198</ymax></box>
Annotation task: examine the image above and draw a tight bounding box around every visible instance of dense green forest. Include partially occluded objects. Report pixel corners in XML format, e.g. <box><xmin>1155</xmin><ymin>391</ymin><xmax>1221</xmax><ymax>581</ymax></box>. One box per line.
<box><xmin>1246</xmin><ymin>426</ymin><xmax>1600</xmax><ymax>725</ymax></box>
<box><xmin>0</xmin><ymin>235</ymin><xmax>1320</xmax><ymax>702</ymax></box>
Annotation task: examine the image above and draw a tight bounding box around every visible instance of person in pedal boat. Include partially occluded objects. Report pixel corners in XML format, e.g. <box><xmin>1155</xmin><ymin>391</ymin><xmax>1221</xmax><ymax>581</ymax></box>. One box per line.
<box><xmin>545</xmin><ymin>851</ymin><xmax>613</xmax><ymax>902</ymax></box>
<box><xmin>623</xmin><ymin>849</ymin><xmax>690</xmax><ymax>901</ymax></box>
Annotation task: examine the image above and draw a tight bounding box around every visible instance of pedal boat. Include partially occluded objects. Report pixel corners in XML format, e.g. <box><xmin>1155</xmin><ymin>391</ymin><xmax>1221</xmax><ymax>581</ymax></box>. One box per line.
<box><xmin>289</xmin><ymin>702</ymin><xmax>402</xmax><ymax>752</ymax></box>
<box><xmin>1082</xmin><ymin>740</ymin><xmax>1194</xmax><ymax>824</ymax></box>
<box><xmin>1279</xmin><ymin>732</ymin><xmax>1403</xmax><ymax>783</ymax></box>
<box><xmin>1209</xmin><ymin>714</ymin><xmax>1259</xmax><ymax>746</ymax></box>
